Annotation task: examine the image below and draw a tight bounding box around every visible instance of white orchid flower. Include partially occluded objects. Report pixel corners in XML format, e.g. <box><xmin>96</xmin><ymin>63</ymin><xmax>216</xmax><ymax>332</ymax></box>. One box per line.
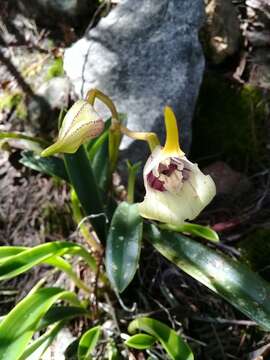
<box><xmin>41</xmin><ymin>100</ymin><xmax>104</xmax><ymax>157</ymax></box>
<box><xmin>138</xmin><ymin>107</ymin><xmax>216</xmax><ymax>226</ymax></box>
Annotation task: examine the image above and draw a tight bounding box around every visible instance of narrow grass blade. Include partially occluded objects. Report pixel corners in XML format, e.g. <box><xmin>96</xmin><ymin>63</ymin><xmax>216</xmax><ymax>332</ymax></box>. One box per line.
<box><xmin>0</xmin><ymin>287</ymin><xmax>81</xmax><ymax>360</ymax></box>
<box><xmin>105</xmin><ymin>202</ymin><xmax>143</xmax><ymax>293</ymax></box>
<box><xmin>0</xmin><ymin>132</ymin><xmax>49</xmax><ymax>147</ymax></box>
<box><xmin>126</xmin><ymin>161</ymin><xmax>141</xmax><ymax>204</ymax></box>
<box><xmin>19</xmin><ymin>321</ymin><xmax>65</xmax><ymax>360</ymax></box>
<box><xmin>128</xmin><ymin>317</ymin><xmax>193</xmax><ymax>360</ymax></box>
<box><xmin>145</xmin><ymin>223</ymin><xmax>270</xmax><ymax>331</ymax></box>
<box><xmin>160</xmin><ymin>223</ymin><xmax>219</xmax><ymax>243</ymax></box>
<box><xmin>78</xmin><ymin>325</ymin><xmax>101</xmax><ymax>360</ymax></box>
<box><xmin>0</xmin><ymin>241</ymin><xmax>96</xmax><ymax>281</ymax></box>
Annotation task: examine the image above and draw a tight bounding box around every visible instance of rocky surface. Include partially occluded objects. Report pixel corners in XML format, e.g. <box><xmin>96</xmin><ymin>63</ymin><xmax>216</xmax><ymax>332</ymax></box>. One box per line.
<box><xmin>64</xmin><ymin>0</ymin><xmax>205</xmax><ymax>160</ymax></box>
<box><xmin>244</xmin><ymin>0</ymin><xmax>270</xmax><ymax>88</ymax></box>
<box><xmin>201</xmin><ymin>0</ymin><xmax>241</xmax><ymax>64</ymax></box>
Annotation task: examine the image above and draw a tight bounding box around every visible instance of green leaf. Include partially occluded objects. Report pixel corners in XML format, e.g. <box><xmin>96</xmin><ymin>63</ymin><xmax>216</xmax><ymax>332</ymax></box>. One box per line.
<box><xmin>91</xmin><ymin>135</ymin><xmax>109</xmax><ymax>193</ymax></box>
<box><xmin>20</xmin><ymin>150</ymin><xmax>69</xmax><ymax>182</ymax></box>
<box><xmin>37</xmin><ymin>306</ymin><xmax>88</xmax><ymax>330</ymax></box>
<box><xmin>0</xmin><ymin>241</ymin><xmax>96</xmax><ymax>280</ymax></box>
<box><xmin>19</xmin><ymin>321</ymin><xmax>65</xmax><ymax>360</ymax></box>
<box><xmin>145</xmin><ymin>223</ymin><xmax>270</xmax><ymax>331</ymax></box>
<box><xmin>0</xmin><ymin>132</ymin><xmax>48</xmax><ymax>147</ymax></box>
<box><xmin>160</xmin><ymin>223</ymin><xmax>219</xmax><ymax>243</ymax></box>
<box><xmin>86</xmin><ymin>118</ymin><xmax>111</xmax><ymax>161</ymax></box>
<box><xmin>125</xmin><ymin>334</ymin><xmax>156</xmax><ymax>350</ymax></box>
<box><xmin>64</xmin><ymin>146</ymin><xmax>106</xmax><ymax>242</ymax></box>
<box><xmin>128</xmin><ymin>317</ymin><xmax>193</xmax><ymax>360</ymax></box>
<box><xmin>0</xmin><ymin>287</ymin><xmax>81</xmax><ymax>360</ymax></box>
<box><xmin>126</xmin><ymin>161</ymin><xmax>141</xmax><ymax>204</ymax></box>
<box><xmin>105</xmin><ymin>202</ymin><xmax>143</xmax><ymax>293</ymax></box>
<box><xmin>78</xmin><ymin>325</ymin><xmax>101</xmax><ymax>360</ymax></box>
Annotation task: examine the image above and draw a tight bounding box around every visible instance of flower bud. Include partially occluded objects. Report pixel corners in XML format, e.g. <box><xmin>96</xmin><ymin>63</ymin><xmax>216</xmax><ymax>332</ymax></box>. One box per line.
<box><xmin>41</xmin><ymin>100</ymin><xmax>104</xmax><ymax>157</ymax></box>
<box><xmin>138</xmin><ymin>107</ymin><xmax>216</xmax><ymax>225</ymax></box>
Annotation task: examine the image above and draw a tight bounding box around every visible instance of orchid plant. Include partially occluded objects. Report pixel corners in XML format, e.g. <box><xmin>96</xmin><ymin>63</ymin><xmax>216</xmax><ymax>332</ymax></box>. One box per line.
<box><xmin>1</xmin><ymin>89</ymin><xmax>270</xmax><ymax>359</ymax></box>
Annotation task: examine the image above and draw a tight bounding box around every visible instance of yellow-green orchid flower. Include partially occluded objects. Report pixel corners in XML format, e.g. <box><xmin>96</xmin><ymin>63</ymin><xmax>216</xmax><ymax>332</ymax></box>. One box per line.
<box><xmin>138</xmin><ymin>106</ymin><xmax>216</xmax><ymax>225</ymax></box>
<box><xmin>41</xmin><ymin>100</ymin><xmax>104</xmax><ymax>157</ymax></box>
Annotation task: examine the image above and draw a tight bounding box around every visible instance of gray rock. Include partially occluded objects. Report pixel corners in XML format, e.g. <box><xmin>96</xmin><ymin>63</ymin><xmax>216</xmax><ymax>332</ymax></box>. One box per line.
<box><xmin>64</xmin><ymin>0</ymin><xmax>205</xmax><ymax>160</ymax></box>
<box><xmin>37</xmin><ymin>77</ymin><xmax>70</xmax><ymax>109</ymax></box>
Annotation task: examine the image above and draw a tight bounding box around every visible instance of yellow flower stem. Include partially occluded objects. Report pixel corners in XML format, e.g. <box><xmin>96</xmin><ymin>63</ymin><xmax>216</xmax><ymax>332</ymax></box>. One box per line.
<box><xmin>86</xmin><ymin>88</ymin><xmax>119</xmax><ymax>121</ymax></box>
<box><xmin>163</xmin><ymin>106</ymin><xmax>184</xmax><ymax>156</ymax></box>
<box><xmin>120</xmin><ymin>125</ymin><xmax>160</xmax><ymax>152</ymax></box>
<box><xmin>86</xmin><ymin>88</ymin><xmax>160</xmax><ymax>153</ymax></box>
<box><xmin>86</xmin><ymin>89</ymin><xmax>121</xmax><ymax>171</ymax></box>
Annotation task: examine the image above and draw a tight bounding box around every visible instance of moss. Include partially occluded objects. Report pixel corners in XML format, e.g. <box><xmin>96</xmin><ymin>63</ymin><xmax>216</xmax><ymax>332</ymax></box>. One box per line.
<box><xmin>191</xmin><ymin>72</ymin><xmax>268</xmax><ymax>170</ymax></box>
<box><xmin>46</xmin><ymin>57</ymin><xmax>64</xmax><ymax>80</ymax></box>
<box><xmin>238</xmin><ymin>229</ymin><xmax>270</xmax><ymax>281</ymax></box>
<box><xmin>0</xmin><ymin>91</ymin><xmax>27</xmax><ymax>120</ymax></box>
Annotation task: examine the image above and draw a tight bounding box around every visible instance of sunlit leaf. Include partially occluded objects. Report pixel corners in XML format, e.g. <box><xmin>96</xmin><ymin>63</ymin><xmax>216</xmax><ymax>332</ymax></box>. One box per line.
<box><xmin>125</xmin><ymin>333</ymin><xmax>156</xmax><ymax>350</ymax></box>
<box><xmin>128</xmin><ymin>317</ymin><xmax>193</xmax><ymax>360</ymax></box>
<box><xmin>19</xmin><ymin>321</ymin><xmax>65</xmax><ymax>360</ymax></box>
<box><xmin>105</xmin><ymin>202</ymin><xmax>143</xmax><ymax>293</ymax></box>
<box><xmin>78</xmin><ymin>325</ymin><xmax>101</xmax><ymax>360</ymax></box>
<box><xmin>0</xmin><ymin>287</ymin><xmax>81</xmax><ymax>360</ymax></box>
<box><xmin>160</xmin><ymin>223</ymin><xmax>219</xmax><ymax>243</ymax></box>
<box><xmin>0</xmin><ymin>242</ymin><xmax>96</xmax><ymax>281</ymax></box>
<box><xmin>145</xmin><ymin>223</ymin><xmax>270</xmax><ymax>331</ymax></box>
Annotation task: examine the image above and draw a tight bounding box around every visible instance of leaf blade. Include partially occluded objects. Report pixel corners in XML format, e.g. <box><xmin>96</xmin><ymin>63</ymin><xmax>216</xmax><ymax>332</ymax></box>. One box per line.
<box><xmin>125</xmin><ymin>334</ymin><xmax>156</xmax><ymax>350</ymax></box>
<box><xmin>0</xmin><ymin>287</ymin><xmax>81</xmax><ymax>360</ymax></box>
<box><xmin>105</xmin><ymin>202</ymin><xmax>143</xmax><ymax>293</ymax></box>
<box><xmin>20</xmin><ymin>150</ymin><xmax>69</xmax><ymax>182</ymax></box>
<box><xmin>78</xmin><ymin>325</ymin><xmax>101</xmax><ymax>360</ymax></box>
<box><xmin>145</xmin><ymin>223</ymin><xmax>270</xmax><ymax>331</ymax></box>
<box><xmin>128</xmin><ymin>317</ymin><xmax>193</xmax><ymax>360</ymax></box>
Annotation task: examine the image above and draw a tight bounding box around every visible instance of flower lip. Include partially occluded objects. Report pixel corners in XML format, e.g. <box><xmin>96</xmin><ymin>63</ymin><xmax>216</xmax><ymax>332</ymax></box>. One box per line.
<box><xmin>146</xmin><ymin>156</ymin><xmax>191</xmax><ymax>192</ymax></box>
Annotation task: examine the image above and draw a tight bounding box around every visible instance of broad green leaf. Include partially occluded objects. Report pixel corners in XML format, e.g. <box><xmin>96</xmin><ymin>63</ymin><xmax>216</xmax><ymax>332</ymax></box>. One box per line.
<box><xmin>145</xmin><ymin>223</ymin><xmax>270</xmax><ymax>331</ymax></box>
<box><xmin>0</xmin><ymin>287</ymin><xmax>81</xmax><ymax>360</ymax></box>
<box><xmin>37</xmin><ymin>306</ymin><xmax>88</xmax><ymax>330</ymax></box>
<box><xmin>105</xmin><ymin>202</ymin><xmax>143</xmax><ymax>293</ymax></box>
<box><xmin>128</xmin><ymin>317</ymin><xmax>193</xmax><ymax>360</ymax></box>
<box><xmin>64</xmin><ymin>146</ymin><xmax>105</xmax><ymax>242</ymax></box>
<box><xmin>19</xmin><ymin>321</ymin><xmax>65</xmax><ymax>360</ymax></box>
<box><xmin>78</xmin><ymin>325</ymin><xmax>101</xmax><ymax>360</ymax></box>
<box><xmin>125</xmin><ymin>334</ymin><xmax>156</xmax><ymax>350</ymax></box>
<box><xmin>20</xmin><ymin>150</ymin><xmax>69</xmax><ymax>182</ymax></box>
<box><xmin>0</xmin><ymin>241</ymin><xmax>96</xmax><ymax>280</ymax></box>
<box><xmin>91</xmin><ymin>136</ymin><xmax>109</xmax><ymax>193</ymax></box>
<box><xmin>160</xmin><ymin>223</ymin><xmax>219</xmax><ymax>243</ymax></box>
